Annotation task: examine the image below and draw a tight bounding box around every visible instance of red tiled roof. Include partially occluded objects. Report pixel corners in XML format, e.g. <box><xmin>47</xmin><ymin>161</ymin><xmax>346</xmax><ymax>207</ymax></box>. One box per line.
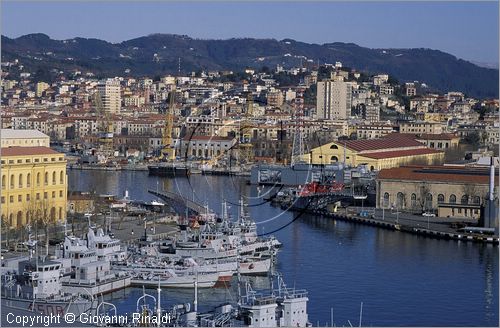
<box><xmin>342</xmin><ymin>135</ymin><xmax>423</xmax><ymax>152</ymax></box>
<box><xmin>417</xmin><ymin>133</ymin><xmax>459</xmax><ymax>140</ymax></box>
<box><xmin>377</xmin><ymin>165</ymin><xmax>499</xmax><ymax>184</ymax></box>
<box><xmin>360</xmin><ymin>148</ymin><xmax>443</xmax><ymax>159</ymax></box>
<box><xmin>1</xmin><ymin>146</ymin><xmax>61</xmax><ymax>156</ymax></box>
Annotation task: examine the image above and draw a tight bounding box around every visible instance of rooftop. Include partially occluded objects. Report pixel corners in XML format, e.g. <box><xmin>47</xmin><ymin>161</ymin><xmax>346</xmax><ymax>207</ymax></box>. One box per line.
<box><xmin>361</xmin><ymin>148</ymin><xmax>443</xmax><ymax>159</ymax></box>
<box><xmin>378</xmin><ymin>165</ymin><xmax>499</xmax><ymax>185</ymax></box>
<box><xmin>340</xmin><ymin>135</ymin><xmax>424</xmax><ymax>152</ymax></box>
<box><xmin>0</xmin><ymin>129</ymin><xmax>49</xmax><ymax>139</ymax></box>
<box><xmin>1</xmin><ymin>146</ymin><xmax>61</xmax><ymax>157</ymax></box>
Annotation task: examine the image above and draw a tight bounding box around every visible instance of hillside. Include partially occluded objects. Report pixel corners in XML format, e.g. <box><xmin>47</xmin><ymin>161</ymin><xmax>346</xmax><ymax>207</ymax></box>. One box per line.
<box><xmin>1</xmin><ymin>33</ymin><xmax>498</xmax><ymax>98</ymax></box>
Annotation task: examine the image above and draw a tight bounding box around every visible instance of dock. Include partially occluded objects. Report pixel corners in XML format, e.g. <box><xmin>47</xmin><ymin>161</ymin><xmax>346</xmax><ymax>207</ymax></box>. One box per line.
<box><xmin>295</xmin><ymin>208</ymin><xmax>499</xmax><ymax>245</ymax></box>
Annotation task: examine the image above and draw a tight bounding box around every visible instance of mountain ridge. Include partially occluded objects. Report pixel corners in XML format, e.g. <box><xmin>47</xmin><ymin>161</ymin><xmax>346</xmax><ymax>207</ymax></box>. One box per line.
<box><xmin>2</xmin><ymin>33</ymin><xmax>498</xmax><ymax>98</ymax></box>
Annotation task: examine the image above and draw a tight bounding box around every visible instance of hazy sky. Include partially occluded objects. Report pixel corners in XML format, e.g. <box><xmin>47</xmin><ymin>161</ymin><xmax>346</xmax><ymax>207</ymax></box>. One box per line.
<box><xmin>2</xmin><ymin>1</ymin><xmax>499</xmax><ymax>65</ymax></box>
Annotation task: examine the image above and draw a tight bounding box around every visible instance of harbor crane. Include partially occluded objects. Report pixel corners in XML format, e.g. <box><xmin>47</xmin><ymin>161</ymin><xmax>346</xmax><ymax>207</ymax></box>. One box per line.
<box><xmin>159</xmin><ymin>83</ymin><xmax>177</xmax><ymax>161</ymax></box>
<box><xmin>238</xmin><ymin>92</ymin><xmax>255</xmax><ymax>163</ymax></box>
<box><xmin>92</xmin><ymin>91</ymin><xmax>114</xmax><ymax>155</ymax></box>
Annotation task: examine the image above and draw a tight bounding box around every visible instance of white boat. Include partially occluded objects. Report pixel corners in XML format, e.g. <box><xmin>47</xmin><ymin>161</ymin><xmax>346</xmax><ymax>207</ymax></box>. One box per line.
<box><xmin>128</xmin><ymin>269</ymin><xmax>221</xmax><ymax>288</ymax></box>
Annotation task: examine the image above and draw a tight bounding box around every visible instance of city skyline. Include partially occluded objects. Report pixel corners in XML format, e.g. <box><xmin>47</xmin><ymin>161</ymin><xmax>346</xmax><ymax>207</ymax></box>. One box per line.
<box><xmin>1</xmin><ymin>1</ymin><xmax>499</xmax><ymax>66</ymax></box>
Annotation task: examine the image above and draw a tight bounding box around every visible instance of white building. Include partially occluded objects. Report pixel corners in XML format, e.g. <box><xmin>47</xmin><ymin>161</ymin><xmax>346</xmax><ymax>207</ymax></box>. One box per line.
<box><xmin>98</xmin><ymin>79</ymin><xmax>121</xmax><ymax>113</ymax></box>
<box><xmin>0</xmin><ymin>129</ymin><xmax>50</xmax><ymax>147</ymax></box>
<box><xmin>316</xmin><ymin>80</ymin><xmax>353</xmax><ymax>120</ymax></box>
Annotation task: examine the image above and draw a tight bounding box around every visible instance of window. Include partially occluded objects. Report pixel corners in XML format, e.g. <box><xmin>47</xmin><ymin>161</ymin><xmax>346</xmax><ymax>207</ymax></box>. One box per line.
<box><xmin>449</xmin><ymin>194</ymin><xmax>456</xmax><ymax>204</ymax></box>
<box><xmin>1</xmin><ymin>175</ymin><xmax>5</xmax><ymax>189</ymax></box>
<box><xmin>44</xmin><ymin>192</ymin><xmax>48</xmax><ymax>199</ymax></box>
<box><xmin>45</xmin><ymin>172</ymin><xmax>48</xmax><ymax>185</ymax></box>
<box><xmin>473</xmin><ymin>196</ymin><xmax>480</xmax><ymax>204</ymax></box>
<box><xmin>10</xmin><ymin>196</ymin><xmax>14</xmax><ymax>203</ymax></box>
<box><xmin>10</xmin><ymin>174</ymin><xmax>14</xmax><ymax>189</ymax></box>
<box><xmin>461</xmin><ymin>195</ymin><xmax>469</xmax><ymax>205</ymax></box>
<box><xmin>26</xmin><ymin>194</ymin><xmax>30</xmax><ymax>201</ymax></box>
<box><xmin>37</xmin><ymin>173</ymin><xmax>41</xmax><ymax>186</ymax></box>
<box><xmin>411</xmin><ymin>193</ymin><xmax>417</xmax><ymax>208</ymax></box>
<box><xmin>36</xmin><ymin>193</ymin><xmax>40</xmax><ymax>200</ymax></box>
<box><xmin>437</xmin><ymin>194</ymin><xmax>445</xmax><ymax>204</ymax></box>
<box><xmin>27</xmin><ymin>173</ymin><xmax>31</xmax><ymax>187</ymax></box>
<box><xmin>383</xmin><ymin>192</ymin><xmax>390</xmax><ymax>206</ymax></box>
<box><xmin>18</xmin><ymin>195</ymin><xmax>22</xmax><ymax>202</ymax></box>
<box><xmin>59</xmin><ymin>190</ymin><xmax>63</xmax><ymax>197</ymax></box>
<box><xmin>330</xmin><ymin>144</ymin><xmax>339</xmax><ymax>149</ymax></box>
<box><xmin>1</xmin><ymin>197</ymin><xmax>4</xmax><ymax>204</ymax></box>
<box><xmin>52</xmin><ymin>172</ymin><xmax>56</xmax><ymax>184</ymax></box>
<box><xmin>18</xmin><ymin>174</ymin><xmax>23</xmax><ymax>188</ymax></box>
<box><xmin>60</xmin><ymin>171</ymin><xmax>64</xmax><ymax>184</ymax></box>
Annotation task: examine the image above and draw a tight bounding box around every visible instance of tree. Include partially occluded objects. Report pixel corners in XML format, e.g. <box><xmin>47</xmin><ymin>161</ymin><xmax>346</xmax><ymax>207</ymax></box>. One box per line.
<box><xmin>26</xmin><ymin>199</ymin><xmax>56</xmax><ymax>256</ymax></box>
<box><xmin>417</xmin><ymin>182</ymin><xmax>431</xmax><ymax>212</ymax></box>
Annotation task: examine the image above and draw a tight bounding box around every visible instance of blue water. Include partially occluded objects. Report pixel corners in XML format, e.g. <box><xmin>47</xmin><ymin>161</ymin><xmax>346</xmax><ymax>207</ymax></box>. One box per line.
<box><xmin>68</xmin><ymin>170</ymin><xmax>499</xmax><ymax>326</ymax></box>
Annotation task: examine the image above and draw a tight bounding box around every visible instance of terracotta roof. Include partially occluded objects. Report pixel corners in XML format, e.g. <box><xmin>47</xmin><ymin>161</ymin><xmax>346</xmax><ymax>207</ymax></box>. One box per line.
<box><xmin>1</xmin><ymin>146</ymin><xmax>61</xmax><ymax>156</ymax></box>
<box><xmin>378</xmin><ymin>165</ymin><xmax>499</xmax><ymax>184</ymax></box>
<box><xmin>342</xmin><ymin>135</ymin><xmax>423</xmax><ymax>152</ymax></box>
<box><xmin>360</xmin><ymin>148</ymin><xmax>443</xmax><ymax>159</ymax></box>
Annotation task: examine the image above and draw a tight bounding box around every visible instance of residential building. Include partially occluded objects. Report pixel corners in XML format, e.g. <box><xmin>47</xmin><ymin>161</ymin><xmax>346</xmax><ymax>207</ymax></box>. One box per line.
<box><xmin>399</xmin><ymin>121</ymin><xmax>443</xmax><ymax>134</ymax></box>
<box><xmin>405</xmin><ymin>83</ymin><xmax>416</xmax><ymax>97</ymax></box>
<box><xmin>316</xmin><ymin>79</ymin><xmax>353</xmax><ymax>120</ymax></box>
<box><xmin>267</xmin><ymin>90</ymin><xmax>284</xmax><ymax>108</ymax></box>
<box><xmin>36</xmin><ymin>82</ymin><xmax>50</xmax><ymax>97</ymax></box>
<box><xmin>1</xmin><ymin>146</ymin><xmax>67</xmax><ymax>228</ymax></box>
<box><xmin>97</xmin><ymin>78</ymin><xmax>121</xmax><ymax>113</ymax></box>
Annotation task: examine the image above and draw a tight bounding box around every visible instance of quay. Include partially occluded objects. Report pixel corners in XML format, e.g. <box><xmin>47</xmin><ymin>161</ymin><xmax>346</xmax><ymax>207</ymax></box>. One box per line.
<box><xmin>295</xmin><ymin>207</ymin><xmax>499</xmax><ymax>245</ymax></box>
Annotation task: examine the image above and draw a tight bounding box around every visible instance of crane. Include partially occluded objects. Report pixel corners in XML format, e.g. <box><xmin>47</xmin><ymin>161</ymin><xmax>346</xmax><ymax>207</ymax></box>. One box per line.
<box><xmin>159</xmin><ymin>83</ymin><xmax>176</xmax><ymax>161</ymax></box>
<box><xmin>237</xmin><ymin>92</ymin><xmax>255</xmax><ymax>164</ymax></box>
<box><xmin>92</xmin><ymin>91</ymin><xmax>113</xmax><ymax>155</ymax></box>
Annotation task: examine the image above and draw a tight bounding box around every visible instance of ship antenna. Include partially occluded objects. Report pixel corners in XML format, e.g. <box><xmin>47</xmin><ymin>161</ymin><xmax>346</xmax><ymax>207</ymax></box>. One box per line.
<box><xmin>237</xmin><ymin>244</ymin><xmax>242</xmax><ymax>306</ymax></box>
<box><xmin>194</xmin><ymin>271</ymin><xmax>198</xmax><ymax>313</ymax></box>
<box><xmin>156</xmin><ymin>278</ymin><xmax>161</xmax><ymax>327</ymax></box>
<box><xmin>358</xmin><ymin>302</ymin><xmax>363</xmax><ymax>327</ymax></box>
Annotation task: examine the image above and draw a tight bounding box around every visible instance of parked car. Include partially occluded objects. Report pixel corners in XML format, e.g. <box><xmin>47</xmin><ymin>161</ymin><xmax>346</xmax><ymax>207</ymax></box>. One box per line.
<box><xmin>422</xmin><ymin>212</ymin><xmax>436</xmax><ymax>217</ymax></box>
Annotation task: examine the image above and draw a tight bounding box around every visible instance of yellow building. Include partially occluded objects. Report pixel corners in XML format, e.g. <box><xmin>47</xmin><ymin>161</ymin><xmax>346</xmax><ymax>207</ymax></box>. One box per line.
<box><xmin>303</xmin><ymin>134</ymin><xmax>444</xmax><ymax>170</ymax></box>
<box><xmin>1</xmin><ymin>146</ymin><xmax>67</xmax><ymax>228</ymax></box>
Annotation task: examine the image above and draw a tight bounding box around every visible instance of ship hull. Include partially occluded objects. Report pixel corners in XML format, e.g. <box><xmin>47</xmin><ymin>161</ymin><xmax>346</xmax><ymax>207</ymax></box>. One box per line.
<box><xmin>148</xmin><ymin>165</ymin><xmax>190</xmax><ymax>177</ymax></box>
<box><xmin>1</xmin><ymin>297</ymin><xmax>94</xmax><ymax>317</ymax></box>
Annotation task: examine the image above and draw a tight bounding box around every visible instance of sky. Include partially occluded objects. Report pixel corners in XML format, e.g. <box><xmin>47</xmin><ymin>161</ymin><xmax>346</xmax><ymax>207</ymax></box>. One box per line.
<box><xmin>2</xmin><ymin>1</ymin><xmax>499</xmax><ymax>65</ymax></box>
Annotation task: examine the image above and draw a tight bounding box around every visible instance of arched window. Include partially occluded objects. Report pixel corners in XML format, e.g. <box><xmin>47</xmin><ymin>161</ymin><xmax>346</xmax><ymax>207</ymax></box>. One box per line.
<box><xmin>461</xmin><ymin>195</ymin><xmax>469</xmax><ymax>205</ymax></box>
<box><xmin>411</xmin><ymin>193</ymin><xmax>417</xmax><ymax>208</ymax></box>
<box><xmin>437</xmin><ymin>194</ymin><xmax>445</xmax><ymax>204</ymax></box>
<box><xmin>37</xmin><ymin>173</ymin><xmax>41</xmax><ymax>186</ymax></box>
<box><xmin>9</xmin><ymin>213</ymin><xmax>13</xmax><ymax>226</ymax></box>
<box><xmin>330</xmin><ymin>144</ymin><xmax>339</xmax><ymax>149</ymax></box>
<box><xmin>44</xmin><ymin>172</ymin><xmax>48</xmax><ymax>185</ymax></box>
<box><xmin>425</xmin><ymin>193</ymin><xmax>433</xmax><ymax>210</ymax></box>
<box><xmin>59</xmin><ymin>207</ymin><xmax>63</xmax><ymax>220</ymax></box>
<box><xmin>330</xmin><ymin>156</ymin><xmax>339</xmax><ymax>163</ymax></box>
<box><xmin>60</xmin><ymin>171</ymin><xmax>64</xmax><ymax>184</ymax></box>
<box><xmin>10</xmin><ymin>174</ymin><xmax>15</xmax><ymax>189</ymax></box>
<box><xmin>383</xmin><ymin>192</ymin><xmax>390</xmax><ymax>206</ymax></box>
<box><xmin>17</xmin><ymin>211</ymin><xmax>23</xmax><ymax>227</ymax></box>
<box><xmin>449</xmin><ymin>194</ymin><xmax>456</xmax><ymax>204</ymax></box>
<box><xmin>473</xmin><ymin>196</ymin><xmax>480</xmax><ymax>204</ymax></box>
<box><xmin>18</xmin><ymin>174</ymin><xmax>23</xmax><ymax>188</ymax></box>
<box><xmin>27</xmin><ymin>173</ymin><xmax>31</xmax><ymax>187</ymax></box>
<box><xmin>1</xmin><ymin>175</ymin><xmax>5</xmax><ymax>189</ymax></box>
<box><xmin>52</xmin><ymin>172</ymin><xmax>56</xmax><ymax>185</ymax></box>
<box><xmin>397</xmin><ymin>192</ymin><xmax>405</xmax><ymax>209</ymax></box>
<box><xmin>50</xmin><ymin>207</ymin><xmax>56</xmax><ymax>221</ymax></box>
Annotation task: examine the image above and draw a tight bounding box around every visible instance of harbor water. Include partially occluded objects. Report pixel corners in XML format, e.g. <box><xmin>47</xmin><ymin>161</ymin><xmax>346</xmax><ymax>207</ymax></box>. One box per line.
<box><xmin>68</xmin><ymin>170</ymin><xmax>499</xmax><ymax>326</ymax></box>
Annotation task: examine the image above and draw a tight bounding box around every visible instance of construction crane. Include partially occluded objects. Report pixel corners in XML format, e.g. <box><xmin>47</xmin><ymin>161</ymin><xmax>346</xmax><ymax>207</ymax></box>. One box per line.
<box><xmin>238</xmin><ymin>92</ymin><xmax>255</xmax><ymax>163</ymax></box>
<box><xmin>159</xmin><ymin>84</ymin><xmax>176</xmax><ymax>161</ymax></box>
<box><xmin>92</xmin><ymin>91</ymin><xmax>113</xmax><ymax>155</ymax></box>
